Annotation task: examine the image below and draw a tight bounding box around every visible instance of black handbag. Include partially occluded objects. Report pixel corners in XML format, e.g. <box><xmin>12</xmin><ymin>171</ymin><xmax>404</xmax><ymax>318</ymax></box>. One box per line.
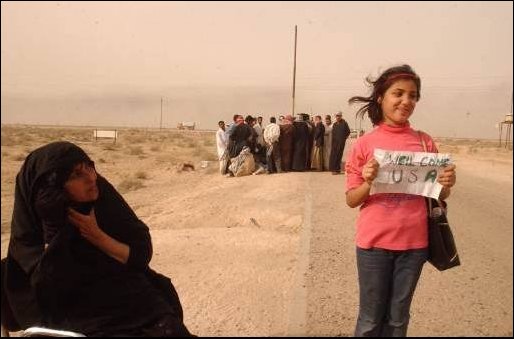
<box><xmin>418</xmin><ymin>130</ymin><xmax>460</xmax><ymax>271</ymax></box>
<box><xmin>426</xmin><ymin>198</ymin><xmax>461</xmax><ymax>271</ymax></box>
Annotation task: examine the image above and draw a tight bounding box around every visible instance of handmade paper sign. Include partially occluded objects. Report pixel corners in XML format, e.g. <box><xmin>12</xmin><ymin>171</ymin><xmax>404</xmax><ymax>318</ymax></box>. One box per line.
<box><xmin>371</xmin><ymin>149</ymin><xmax>452</xmax><ymax>199</ymax></box>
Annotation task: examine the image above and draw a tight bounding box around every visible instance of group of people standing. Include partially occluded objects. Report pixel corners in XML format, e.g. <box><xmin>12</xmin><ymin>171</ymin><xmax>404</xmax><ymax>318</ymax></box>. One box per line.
<box><xmin>215</xmin><ymin>64</ymin><xmax>458</xmax><ymax>337</ymax></box>
<box><xmin>215</xmin><ymin>111</ymin><xmax>352</xmax><ymax>176</ymax></box>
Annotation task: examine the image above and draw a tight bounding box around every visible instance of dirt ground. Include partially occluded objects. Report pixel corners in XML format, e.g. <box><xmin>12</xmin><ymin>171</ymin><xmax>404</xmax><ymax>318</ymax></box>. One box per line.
<box><xmin>1</xmin><ymin>125</ymin><xmax>512</xmax><ymax>336</ymax></box>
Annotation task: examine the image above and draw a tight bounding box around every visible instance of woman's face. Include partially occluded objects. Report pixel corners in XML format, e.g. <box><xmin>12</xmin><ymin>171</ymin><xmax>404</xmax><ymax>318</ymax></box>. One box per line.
<box><xmin>379</xmin><ymin>79</ymin><xmax>418</xmax><ymax>127</ymax></box>
<box><xmin>64</xmin><ymin>162</ymin><xmax>99</xmax><ymax>202</ymax></box>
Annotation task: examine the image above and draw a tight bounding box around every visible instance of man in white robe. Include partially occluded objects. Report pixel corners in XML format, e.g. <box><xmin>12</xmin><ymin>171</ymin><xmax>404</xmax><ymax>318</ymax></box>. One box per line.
<box><xmin>216</xmin><ymin>120</ymin><xmax>228</xmax><ymax>174</ymax></box>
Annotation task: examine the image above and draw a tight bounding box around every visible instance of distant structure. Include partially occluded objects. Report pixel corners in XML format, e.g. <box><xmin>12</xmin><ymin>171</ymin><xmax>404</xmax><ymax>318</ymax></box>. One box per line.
<box><xmin>93</xmin><ymin>129</ymin><xmax>118</xmax><ymax>143</ymax></box>
<box><xmin>499</xmin><ymin>113</ymin><xmax>512</xmax><ymax>149</ymax></box>
<box><xmin>498</xmin><ymin>93</ymin><xmax>513</xmax><ymax>149</ymax></box>
<box><xmin>349</xmin><ymin>116</ymin><xmax>366</xmax><ymax>139</ymax></box>
<box><xmin>177</xmin><ymin>122</ymin><xmax>196</xmax><ymax>130</ymax></box>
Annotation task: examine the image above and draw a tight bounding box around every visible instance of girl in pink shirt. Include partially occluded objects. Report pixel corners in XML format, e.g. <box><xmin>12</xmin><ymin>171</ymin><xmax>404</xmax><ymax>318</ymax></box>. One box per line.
<box><xmin>345</xmin><ymin>65</ymin><xmax>456</xmax><ymax>337</ymax></box>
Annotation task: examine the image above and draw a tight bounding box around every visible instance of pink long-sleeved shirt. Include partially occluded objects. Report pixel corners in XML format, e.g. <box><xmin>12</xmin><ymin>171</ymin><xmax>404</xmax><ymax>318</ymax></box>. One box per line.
<box><xmin>345</xmin><ymin>122</ymin><xmax>438</xmax><ymax>250</ymax></box>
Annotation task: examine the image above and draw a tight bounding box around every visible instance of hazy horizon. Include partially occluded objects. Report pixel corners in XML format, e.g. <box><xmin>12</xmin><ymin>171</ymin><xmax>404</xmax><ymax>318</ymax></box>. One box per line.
<box><xmin>1</xmin><ymin>1</ymin><xmax>513</xmax><ymax>138</ymax></box>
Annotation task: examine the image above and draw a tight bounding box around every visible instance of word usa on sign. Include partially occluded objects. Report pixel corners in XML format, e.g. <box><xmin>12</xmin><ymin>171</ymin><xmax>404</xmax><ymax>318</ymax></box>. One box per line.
<box><xmin>371</xmin><ymin>149</ymin><xmax>452</xmax><ymax>199</ymax></box>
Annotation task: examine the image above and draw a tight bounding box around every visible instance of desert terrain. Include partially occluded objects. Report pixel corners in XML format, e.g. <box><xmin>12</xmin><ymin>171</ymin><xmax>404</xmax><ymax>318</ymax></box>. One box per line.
<box><xmin>1</xmin><ymin>125</ymin><xmax>512</xmax><ymax>336</ymax></box>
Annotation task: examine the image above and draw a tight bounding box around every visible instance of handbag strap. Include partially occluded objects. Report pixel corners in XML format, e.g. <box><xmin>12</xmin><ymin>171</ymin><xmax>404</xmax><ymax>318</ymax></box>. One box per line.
<box><xmin>418</xmin><ymin>131</ymin><xmax>449</xmax><ymax>214</ymax></box>
<box><xmin>418</xmin><ymin>130</ymin><xmax>434</xmax><ymax>212</ymax></box>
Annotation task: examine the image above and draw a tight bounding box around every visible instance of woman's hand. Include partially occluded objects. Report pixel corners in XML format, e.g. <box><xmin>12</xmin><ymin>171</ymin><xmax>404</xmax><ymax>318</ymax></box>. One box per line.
<box><xmin>68</xmin><ymin>208</ymin><xmax>105</xmax><ymax>244</ymax></box>
<box><xmin>438</xmin><ymin>164</ymin><xmax>456</xmax><ymax>188</ymax></box>
<box><xmin>346</xmin><ymin>158</ymin><xmax>379</xmax><ymax>208</ymax></box>
<box><xmin>68</xmin><ymin>207</ymin><xmax>130</xmax><ymax>264</ymax></box>
<box><xmin>438</xmin><ymin>164</ymin><xmax>456</xmax><ymax>200</ymax></box>
<box><xmin>362</xmin><ymin>158</ymin><xmax>379</xmax><ymax>185</ymax></box>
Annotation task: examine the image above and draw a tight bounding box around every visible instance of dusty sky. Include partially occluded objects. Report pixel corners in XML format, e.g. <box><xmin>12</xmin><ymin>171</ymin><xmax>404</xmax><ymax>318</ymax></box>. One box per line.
<box><xmin>1</xmin><ymin>1</ymin><xmax>512</xmax><ymax>138</ymax></box>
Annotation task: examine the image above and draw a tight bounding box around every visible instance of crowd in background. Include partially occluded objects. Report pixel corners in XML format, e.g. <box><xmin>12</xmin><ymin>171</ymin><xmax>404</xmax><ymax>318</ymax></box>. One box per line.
<box><xmin>215</xmin><ymin>112</ymin><xmax>354</xmax><ymax>177</ymax></box>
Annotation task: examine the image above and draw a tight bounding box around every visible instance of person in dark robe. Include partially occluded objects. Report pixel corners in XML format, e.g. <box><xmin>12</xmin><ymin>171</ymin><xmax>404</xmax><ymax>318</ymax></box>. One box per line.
<box><xmin>292</xmin><ymin>114</ymin><xmax>310</xmax><ymax>171</ymax></box>
<box><xmin>329</xmin><ymin>111</ymin><xmax>351</xmax><ymax>175</ymax></box>
<box><xmin>245</xmin><ymin>115</ymin><xmax>265</xmax><ymax>165</ymax></box>
<box><xmin>245</xmin><ymin>115</ymin><xmax>258</xmax><ymax>153</ymax></box>
<box><xmin>228</xmin><ymin>115</ymin><xmax>253</xmax><ymax>158</ymax></box>
<box><xmin>305</xmin><ymin>118</ymin><xmax>314</xmax><ymax>169</ymax></box>
<box><xmin>2</xmin><ymin>141</ymin><xmax>193</xmax><ymax>337</ymax></box>
<box><xmin>279</xmin><ymin>115</ymin><xmax>295</xmax><ymax>172</ymax></box>
<box><xmin>225</xmin><ymin>114</ymin><xmax>241</xmax><ymax>154</ymax></box>
<box><xmin>310</xmin><ymin>115</ymin><xmax>325</xmax><ymax>171</ymax></box>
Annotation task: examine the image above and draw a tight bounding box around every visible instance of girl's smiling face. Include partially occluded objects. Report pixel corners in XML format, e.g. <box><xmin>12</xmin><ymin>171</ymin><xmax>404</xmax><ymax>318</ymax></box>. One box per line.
<box><xmin>379</xmin><ymin>79</ymin><xmax>419</xmax><ymax>127</ymax></box>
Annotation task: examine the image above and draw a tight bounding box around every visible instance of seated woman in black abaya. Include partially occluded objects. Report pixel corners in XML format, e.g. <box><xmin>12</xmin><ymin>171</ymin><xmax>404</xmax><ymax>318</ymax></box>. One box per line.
<box><xmin>3</xmin><ymin>141</ymin><xmax>194</xmax><ymax>337</ymax></box>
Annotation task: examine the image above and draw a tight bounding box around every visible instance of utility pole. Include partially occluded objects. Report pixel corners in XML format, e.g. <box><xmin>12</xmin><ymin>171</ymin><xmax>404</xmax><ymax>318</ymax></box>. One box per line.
<box><xmin>160</xmin><ymin>97</ymin><xmax>163</xmax><ymax>130</ymax></box>
<box><xmin>292</xmin><ymin>25</ymin><xmax>297</xmax><ymax>117</ymax></box>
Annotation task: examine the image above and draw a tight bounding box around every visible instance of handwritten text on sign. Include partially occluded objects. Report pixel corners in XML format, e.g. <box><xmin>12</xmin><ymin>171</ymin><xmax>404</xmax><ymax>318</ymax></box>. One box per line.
<box><xmin>371</xmin><ymin>149</ymin><xmax>452</xmax><ymax>199</ymax></box>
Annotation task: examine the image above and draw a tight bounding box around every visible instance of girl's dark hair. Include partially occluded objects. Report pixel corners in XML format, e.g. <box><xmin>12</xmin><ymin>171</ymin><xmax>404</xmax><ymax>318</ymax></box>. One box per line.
<box><xmin>348</xmin><ymin>64</ymin><xmax>421</xmax><ymax>126</ymax></box>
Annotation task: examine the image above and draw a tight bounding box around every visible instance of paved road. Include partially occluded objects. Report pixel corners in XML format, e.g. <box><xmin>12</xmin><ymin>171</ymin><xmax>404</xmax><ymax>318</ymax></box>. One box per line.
<box><xmin>287</xmin><ymin>167</ymin><xmax>512</xmax><ymax>336</ymax></box>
